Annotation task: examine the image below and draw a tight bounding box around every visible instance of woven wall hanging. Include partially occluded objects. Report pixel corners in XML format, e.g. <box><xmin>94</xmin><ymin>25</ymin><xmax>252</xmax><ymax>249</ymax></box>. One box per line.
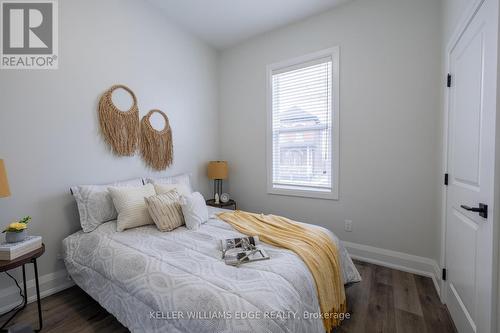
<box><xmin>98</xmin><ymin>85</ymin><xmax>139</xmax><ymax>156</ymax></box>
<box><xmin>140</xmin><ymin>109</ymin><xmax>173</xmax><ymax>170</ymax></box>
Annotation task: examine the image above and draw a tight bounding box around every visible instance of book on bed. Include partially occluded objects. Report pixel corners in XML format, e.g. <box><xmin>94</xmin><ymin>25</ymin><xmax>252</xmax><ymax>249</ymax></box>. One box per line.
<box><xmin>224</xmin><ymin>248</ymin><xmax>270</xmax><ymax>266</ymax></box>
<box><xmin>220</xmin><ymin>235</ymin><xmax>270</xmax><ymax>266</ymax></box>
<box><xmin>220</xmin><ymin>235</ymin><xmax>260</xmax><ymax>253</ymax></box>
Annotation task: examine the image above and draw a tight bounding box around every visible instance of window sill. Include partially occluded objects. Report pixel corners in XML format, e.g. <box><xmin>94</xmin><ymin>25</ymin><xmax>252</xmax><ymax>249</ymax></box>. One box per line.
<box><xmin>267</xmin><ymin>185</ymin><xmax>338</xmax><ymax>200</ymax></box>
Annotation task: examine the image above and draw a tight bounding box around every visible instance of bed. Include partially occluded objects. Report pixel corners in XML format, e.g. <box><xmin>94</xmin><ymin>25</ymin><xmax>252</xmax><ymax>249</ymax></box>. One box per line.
<box><xmin>62</xmin><ymin>207</ymin><xmax>361</xmax><ymax>333</ymax></box>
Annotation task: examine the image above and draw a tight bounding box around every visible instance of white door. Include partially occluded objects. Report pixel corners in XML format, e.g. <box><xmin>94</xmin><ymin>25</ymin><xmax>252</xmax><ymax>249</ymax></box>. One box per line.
<box><xmin>445</xmin><ymin>0</ymin><xmax>498</xmax><ymax>332</ymax></box>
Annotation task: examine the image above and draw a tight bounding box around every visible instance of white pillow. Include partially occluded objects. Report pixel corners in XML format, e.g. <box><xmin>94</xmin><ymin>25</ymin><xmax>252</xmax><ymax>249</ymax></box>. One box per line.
<box><xmin>154</xmin><ymin>183</ymin><xmax>191</xmax><ymax>197</ymax></box>
<box><xmin>71</xmin><ymin>178</ymin><xmax>143</xmax><ymax>233</ymax></box>
<box><xmin>108</xmin><ymin>184</ymin><xmax>156</xmax><ymax>232</ymax></box>
<box><xmin>179</xmin><ymin>192</ymin><xmax>208</xmax><ymax>230</ymax></box>
<box><xmin>144</xmin><ymin>173</ymin><xmax>193</xmax><ymax>192</ymax></box>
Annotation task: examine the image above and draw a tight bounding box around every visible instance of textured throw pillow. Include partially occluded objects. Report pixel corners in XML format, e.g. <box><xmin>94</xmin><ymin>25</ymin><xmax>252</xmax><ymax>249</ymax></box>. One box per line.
<box><xmin>179</xmin><ymin>192</ymin><xmax>208</xmax><ymax>230</ymax></box>
<box><xmin>154</xmin><ymin>183</ymin><xmax>191</xmax><ymax>197</ymax></box>
<box><xmin>144</xmin><ymin>190</ymin><xmax>184</xmax><ymax>231</ymax></box>
<box><xmin>144</xmin><ymin>173</ymin><xmax>193</xmax><ymax>193</ymax></box>
<box><xmin>71</xmin><ymin>178</ymin><xmax>143</xmax><ymax>233</ymax></box>
<box><xmin>108</xmin><ymin>184</ymin><xmax>156</xmax><ymax>232</ymax></box>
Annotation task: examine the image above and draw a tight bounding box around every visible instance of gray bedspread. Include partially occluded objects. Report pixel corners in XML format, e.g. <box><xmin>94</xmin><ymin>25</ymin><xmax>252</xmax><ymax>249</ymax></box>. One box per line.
<box><xmin>62</xmin><ymin>207</ymin><xmax>360</xmax><ymax>333</ymax></box>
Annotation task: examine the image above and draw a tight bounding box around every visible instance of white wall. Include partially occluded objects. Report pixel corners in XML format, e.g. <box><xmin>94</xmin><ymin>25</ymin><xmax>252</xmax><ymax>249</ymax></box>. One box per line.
<box><xmin>218</xmin><ymin>0</ymin><xmax>442</xmax><ymax>260</ymax></box>
<box><xmin>0</xmin><ymin>0</ymin><xmax>218</xmax><ymax>307</ymax></box>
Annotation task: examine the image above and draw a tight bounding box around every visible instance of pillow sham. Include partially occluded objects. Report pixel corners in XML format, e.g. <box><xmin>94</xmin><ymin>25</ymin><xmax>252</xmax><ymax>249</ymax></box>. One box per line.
<box><xmin>71</xmin><ymin>178</ymin><xmax>143</xmax><ymax>233</ymax></box>
<box><xmin>154</xmin><ymin>183</ymin><xmax>191</xmax><ymax>197</ymax></box>
<box><xmin>179</xmin><ymin>192</ymin><xmax>208</xmax><ymax>230</ymax></box>
<box><xmin>144</xmin><ymin>173</ymin><xmax>193</xmax><ymax>192</ymax></box>
<box><xmin>108</xmin><ymin>184</ymin><xmax>156</xmax><ymax>232</ymax></box>
<box><xmin>145</xmin><ymin>190</ymin><xmax>184</xmax><ymax>231</ymax></box>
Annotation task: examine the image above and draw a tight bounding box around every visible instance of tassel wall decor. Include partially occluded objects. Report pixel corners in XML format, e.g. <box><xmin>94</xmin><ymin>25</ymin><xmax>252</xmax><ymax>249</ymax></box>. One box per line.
<box><xmin>98</xmin><ymin>84</ymin><xmax>139</xmax><ymax>156</ymax></box>
<box><xmin>140</xmin><ymin>109</ymin><xmax>173</xmax><ymax>170</ymax></box>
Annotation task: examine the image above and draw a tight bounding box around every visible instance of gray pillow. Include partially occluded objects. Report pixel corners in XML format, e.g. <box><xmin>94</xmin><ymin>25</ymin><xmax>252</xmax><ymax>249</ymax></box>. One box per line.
<box><xmin>71</xmin><ymin>178</ymin><xmax>143</xmax><ymax>232</ymax></box>
<box><xmin>179</xmin><ymin>192</ymin><xmax>208</xmax><ymax>230</ymax></box>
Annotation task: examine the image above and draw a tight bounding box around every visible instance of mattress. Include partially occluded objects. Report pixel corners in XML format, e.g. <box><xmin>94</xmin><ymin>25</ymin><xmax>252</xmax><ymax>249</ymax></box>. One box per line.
<box><xmin>62</xmin><ymin>207</ymin><xmax>361</xmax><ymax>333</ymax></box>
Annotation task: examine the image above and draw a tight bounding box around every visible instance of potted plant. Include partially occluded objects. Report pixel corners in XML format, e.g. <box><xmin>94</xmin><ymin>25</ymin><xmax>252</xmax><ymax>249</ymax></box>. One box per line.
<box><xmin>2</xmin><ymin>216</ymin><xmax>31</xmax><ymax>243</ymax></box>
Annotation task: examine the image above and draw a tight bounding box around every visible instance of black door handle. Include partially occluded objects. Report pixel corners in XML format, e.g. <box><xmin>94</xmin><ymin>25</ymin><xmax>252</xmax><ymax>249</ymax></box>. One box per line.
<box><xmin>460</xmin><ymin>203</ymin><xmax>488</xmax><ymax>219</ymax></box>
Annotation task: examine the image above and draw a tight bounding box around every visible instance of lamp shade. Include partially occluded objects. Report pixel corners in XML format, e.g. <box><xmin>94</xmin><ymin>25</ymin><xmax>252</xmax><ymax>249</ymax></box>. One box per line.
<box><xmin>207</xmin><ymin>161</ymin><xmax>228</xmax><ymax>180</ymax></box>
<box><xmin>0</xmin><ymin>159</ymin><xmax>11</xmax><ymax>198</ymax></box>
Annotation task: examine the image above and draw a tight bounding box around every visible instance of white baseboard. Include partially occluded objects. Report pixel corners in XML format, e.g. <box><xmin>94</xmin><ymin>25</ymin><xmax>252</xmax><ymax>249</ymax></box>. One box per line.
<box><xmin>0</xmin><ymin>269</ymin><xmax>74</xmax><ymax>314</ymax></box>
<box><xmin>344</xmin><ymin>241</ymin><xmax>442</xmax><ymax>296</ymax></box>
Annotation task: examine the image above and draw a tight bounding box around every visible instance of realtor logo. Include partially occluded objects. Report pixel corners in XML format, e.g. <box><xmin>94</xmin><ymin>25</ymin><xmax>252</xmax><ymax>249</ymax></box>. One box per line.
<box><xmin>1</xmin><ymin>0</ymin><xmax>58</xmax><ymax>69</ymax></box>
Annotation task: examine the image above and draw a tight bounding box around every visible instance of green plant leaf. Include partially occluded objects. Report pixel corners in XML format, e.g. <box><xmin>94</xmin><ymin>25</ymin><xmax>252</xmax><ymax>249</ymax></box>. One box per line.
<box><xmin>19</xmin><ymin>216</ymin><xmax>31</xmax><ymax>224</ymax></box>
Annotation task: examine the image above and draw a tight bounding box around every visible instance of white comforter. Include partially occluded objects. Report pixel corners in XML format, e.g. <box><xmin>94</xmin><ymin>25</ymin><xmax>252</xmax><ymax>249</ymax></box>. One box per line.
<box><xmin>62</xmin><ymin>207</ymin><xmax>360</xmax><ymax>333</ymax></box>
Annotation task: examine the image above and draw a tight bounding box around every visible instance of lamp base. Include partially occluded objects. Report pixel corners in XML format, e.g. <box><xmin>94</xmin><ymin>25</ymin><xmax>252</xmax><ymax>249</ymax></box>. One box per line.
<box><xmin>213</xmin><ymin>179</ymin><xmax>224</xmax><ymax>201</ymax></box>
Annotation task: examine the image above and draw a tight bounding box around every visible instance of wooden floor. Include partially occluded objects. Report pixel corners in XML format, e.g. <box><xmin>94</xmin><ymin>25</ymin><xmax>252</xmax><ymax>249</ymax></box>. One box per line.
<box><xmin>338</xmin><ymin>261</ymin><xmax>456</xmax><ymax>333</ymax></box>
<box><xmin>1</xmin><ymin>261</ymin><xmax>456</xmax><ymax>333</ymax></box>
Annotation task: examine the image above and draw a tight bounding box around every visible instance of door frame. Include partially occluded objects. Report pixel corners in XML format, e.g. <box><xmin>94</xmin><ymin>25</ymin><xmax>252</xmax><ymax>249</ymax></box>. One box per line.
<box><xmin>440</xmin><ymin>0</ymin><xmax>499</xmax><ymax>332</ymax></box>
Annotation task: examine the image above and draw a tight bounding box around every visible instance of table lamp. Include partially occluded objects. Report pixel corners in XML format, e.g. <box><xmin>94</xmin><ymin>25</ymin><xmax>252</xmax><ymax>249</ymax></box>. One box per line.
<box><xmin>207</xmin><ymin>161</ymin><xmax>228</xmax><ymax>201</ymax></box>
<box><xmin>0</xmin><ymin>159</ymin><xmax>10</xmax><ymax>198</ymax></box>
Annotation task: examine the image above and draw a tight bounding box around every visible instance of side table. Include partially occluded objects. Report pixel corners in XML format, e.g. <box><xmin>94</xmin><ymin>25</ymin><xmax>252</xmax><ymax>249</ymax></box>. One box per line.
<box><xmin>0</xmin><ymin>244</ymin><xmax>45</xmax><ymax>332</ymax></box>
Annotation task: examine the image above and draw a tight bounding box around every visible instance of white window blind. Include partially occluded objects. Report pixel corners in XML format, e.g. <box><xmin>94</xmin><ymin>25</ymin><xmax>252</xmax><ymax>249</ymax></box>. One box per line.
<box><xmin>267</xmin><ymin>48</ymin><xmax>338</xmax><ymax>199</ymax></box>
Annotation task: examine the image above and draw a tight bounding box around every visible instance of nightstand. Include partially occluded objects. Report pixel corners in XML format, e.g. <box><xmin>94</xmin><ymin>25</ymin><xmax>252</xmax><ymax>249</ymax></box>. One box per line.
<box><xmin>206</xmin><ymin>199</ymin><xmax>237</xmax><ymax>210</ymax></box>
<box><xmin>0</xmin><ymin>244</ymin><xmax>45</xmax><ymax>332</ymax></box>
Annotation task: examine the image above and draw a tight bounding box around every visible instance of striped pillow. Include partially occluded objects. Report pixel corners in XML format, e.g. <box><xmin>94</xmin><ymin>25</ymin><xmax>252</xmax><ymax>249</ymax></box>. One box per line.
<box><xmin>145</xmin><ymin>190</ymin><xmax>185</xmax><ymax>231</ymax></box>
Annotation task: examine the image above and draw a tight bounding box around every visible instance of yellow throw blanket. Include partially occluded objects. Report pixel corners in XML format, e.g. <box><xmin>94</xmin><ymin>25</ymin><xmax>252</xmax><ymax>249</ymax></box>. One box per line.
<box><xmin>217</xmin><ymin>210</ymin><xmax>346</xmax><ymax>331</ymax></box>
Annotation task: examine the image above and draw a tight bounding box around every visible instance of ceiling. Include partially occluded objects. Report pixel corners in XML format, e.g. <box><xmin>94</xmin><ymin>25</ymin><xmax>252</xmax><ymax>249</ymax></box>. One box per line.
<box><xmin>147</xmin><ymin>0</ymin><xmax>349</xmax><ymax>49</ymax></box>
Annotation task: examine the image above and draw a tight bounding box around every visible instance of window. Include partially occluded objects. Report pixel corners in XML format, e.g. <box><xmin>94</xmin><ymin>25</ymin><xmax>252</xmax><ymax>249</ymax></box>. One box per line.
<box><xmin>267</xmin><ymin>47</ymin><xmax>339</xmax><ymax>199</ymax></box>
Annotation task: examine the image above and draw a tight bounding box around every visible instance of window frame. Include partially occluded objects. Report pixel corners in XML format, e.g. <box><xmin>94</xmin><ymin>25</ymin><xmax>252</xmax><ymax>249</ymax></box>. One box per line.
<box><xmin>266</xmin><ymin>47</ymin><xmax>340</xmax><ymax>200</ymax></box>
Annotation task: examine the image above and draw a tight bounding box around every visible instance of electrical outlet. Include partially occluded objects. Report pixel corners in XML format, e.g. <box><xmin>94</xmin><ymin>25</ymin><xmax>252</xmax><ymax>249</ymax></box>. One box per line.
<box><xmin>344</xmin><ymin>220</ymin><xmax>353</xmax><ymax>232</ymax></box>
<box><xmin>56</xmin><ymin>253</ymin><xmax>63</xmax><ymax>260</ymax></box>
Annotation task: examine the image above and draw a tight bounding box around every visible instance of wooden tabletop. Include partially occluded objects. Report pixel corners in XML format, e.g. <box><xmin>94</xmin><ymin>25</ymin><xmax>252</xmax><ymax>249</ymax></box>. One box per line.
<box><xmin>0</xmin><ymin>243</ymin><xmax>45</xmax><ymax>272</ymax></box>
